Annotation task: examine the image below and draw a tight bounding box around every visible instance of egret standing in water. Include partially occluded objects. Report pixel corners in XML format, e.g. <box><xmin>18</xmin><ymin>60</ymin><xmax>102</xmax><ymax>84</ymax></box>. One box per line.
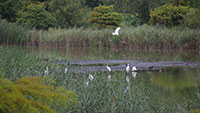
<box><xmin>106</xmin><ymin>65</ymin><xmax>112</xmax><ymax>72</ymax></box>
<box><xmin>85</xmin><ymin>74</ymin><xmax>94</xmax><ymax>87</ymax></box>
<box><xmin>126</xmin><ymin>64</ymin><xmax>130</xmax><ymax>73</ymax></box>
<box><xmin>89</xmin><ymin>74</ymin><xmax>94</xmax><ymax>81</ymax></box>
<box><xmin>132</xmin><ymin>66</ymin><xmax>137</xmax><ymax>72</ymax></box>
<box><xmin>112</xmin><ymin>27</ymin><xmax>120</xmax><ymax>36</ymax></box>
<box><xmin>106</xmin><ymin>65</ymin><xmax>112</xmax><ymax>80</ymax></box>
<box><xmin>44</xmin><ymin>67</ymin><xmax>49</xmax><ymax>75</ymax></box>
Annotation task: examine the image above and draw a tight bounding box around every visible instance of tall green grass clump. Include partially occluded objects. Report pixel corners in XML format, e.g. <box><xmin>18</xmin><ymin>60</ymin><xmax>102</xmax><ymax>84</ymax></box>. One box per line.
<box><xmin>0</xmin><ymin>20</ymin><xmax>30</xmax><ymax>45</ymax></box>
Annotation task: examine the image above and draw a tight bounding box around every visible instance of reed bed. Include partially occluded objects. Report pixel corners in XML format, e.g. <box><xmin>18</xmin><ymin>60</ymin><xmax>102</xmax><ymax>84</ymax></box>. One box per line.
<box><xmin>30</xmin><ymin>25</ymin><xmax>200</xmax><ymax>49</ymax></box>
<box><xmin>1</xmin><ymin>19</ymin><xmax>200</xmax><ymax>49</ymax></box>
<box><xmin>0</xmin><ymin>48</ymin><xmax>200</xmax><ymax>112</ymax></box>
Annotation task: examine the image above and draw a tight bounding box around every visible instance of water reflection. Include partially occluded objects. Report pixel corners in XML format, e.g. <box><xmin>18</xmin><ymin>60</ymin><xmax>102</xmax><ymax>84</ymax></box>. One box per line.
<box><xmin>20</xmin><ymin>47</ymin><xmax>200</xmax><ymax>62</ymax></box>
<box><xmin>151</xmin><ymin>67</ymin><xmax>200</xmax><ymax>90</ymax></box>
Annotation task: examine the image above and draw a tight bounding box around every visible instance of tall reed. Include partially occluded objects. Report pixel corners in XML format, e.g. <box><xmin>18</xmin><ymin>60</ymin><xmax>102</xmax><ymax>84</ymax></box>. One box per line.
<box><xmin>31</xmin><ymin>25</ymin><xmax>200</xmax><ymax>49</ymax></box>
<box><xmin>0</xmin><ymin>20</ymin><xmax>30</xmax><ymax>46</ymax></box>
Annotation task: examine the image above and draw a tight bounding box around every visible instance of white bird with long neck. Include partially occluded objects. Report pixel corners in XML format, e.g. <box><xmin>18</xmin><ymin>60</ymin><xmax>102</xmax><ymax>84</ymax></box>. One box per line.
<box><xmin>106</xmin><ymin>65</ymin><xmax>112</xmax><ymax>72</ymax></box>
<box><xmin>126</xmin><ymin>64</ymin><xmax>130</xmax><ymax>73</ymax></box>
<box><xmin>89</xmin><ymin>74</ymin><xmax>93</xmax><ymax>81</ymax></box>
<box><xmin>132</xmin><ymin>66</ymin><xmax>137</xmax><ymax>72</ymax></box>
<box><xmin>112</xmin><ymin>27</ymin><xmax>120</xmax><ymax>36</ymax></box>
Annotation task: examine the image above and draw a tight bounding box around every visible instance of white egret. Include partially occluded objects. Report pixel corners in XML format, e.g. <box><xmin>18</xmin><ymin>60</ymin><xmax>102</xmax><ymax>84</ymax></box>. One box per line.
<box><xmin>106</xmin><ymin>65</ymin><xmax>112</xmax><ymax>72</ymax></box>
<box><xmin>126</xmin><ymin>64</ymin><xmax>130</xmax><ymax>73</ymax></box>
<box><xmin>132</xmin><ymin>66</ymin><xmax>137</xmax><ymax>72</ymax></box>
<box><xmin>44</xmin><ymin>67</ymin><xmax>49</xmax><ymax>75</ymax></box>
<box><xmin>89</xmin><ymin>74</ymin><xmax>93</xmax><ymax>81</ymax></box>
<box><xmin>132</xmin><ymin>72</ymin><xmax>137</xmax><ymax>78</ymax></box>
<box><xmin>112</xmin><ymin>27</ymin><xmax>120</xmax><ymax>36</ymax></box>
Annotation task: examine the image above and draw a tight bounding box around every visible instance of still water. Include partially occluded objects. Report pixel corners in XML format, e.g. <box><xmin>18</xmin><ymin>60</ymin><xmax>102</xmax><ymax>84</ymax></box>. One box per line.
<box><xmin>1</xmin><ymin>47</ymin><xmax>200</xmax><ymax>112</ymax></box>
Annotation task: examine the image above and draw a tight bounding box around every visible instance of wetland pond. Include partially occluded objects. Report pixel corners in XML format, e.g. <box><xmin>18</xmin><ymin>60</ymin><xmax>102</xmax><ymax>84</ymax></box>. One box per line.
<box><xmin>1</xmin><ymin>47</ymin><xmax>200</xmax><ymax>112</ymax></box>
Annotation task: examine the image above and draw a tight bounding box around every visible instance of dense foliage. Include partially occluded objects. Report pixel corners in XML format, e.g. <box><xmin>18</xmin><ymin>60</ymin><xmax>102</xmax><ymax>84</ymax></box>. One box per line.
<box><xmin>149</xmin><ymin>4</ymin><xmax>189</xmax><ymax>26</ymax></box>
<box><xmin>89</xmin><ymin>5</ymin><xmax>122</xmax><ymax>28</ymax></box>
<box><xmin>47</xmin><ymin>0</ymin><xmax>90</xmax><ymax>28</ymax></box>
<box><xmin>0</xmin><ymin>0</ymin><xmax>199</xmax><ymax>29</ymax></box>
<box><xmin>17</xmin><ymin>3</ymin><xmax>57</xmax><ymax>29</ymax></box>
<box><xmin>0</xmin><ymin>76</ymin><xmax>78</xmax><ymax>113</ymax></box>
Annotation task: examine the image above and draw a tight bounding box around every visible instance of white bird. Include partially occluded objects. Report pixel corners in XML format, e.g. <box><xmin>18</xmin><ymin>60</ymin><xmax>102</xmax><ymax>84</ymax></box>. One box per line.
<box><xmin>44</xmin><ymin>67</ymin><xmax>49</xmax><ymax>75</ymax></box>
<box><xmin>89</xmin><ymin>74</ymin><xmax>93</xmax><ymax>81</ymax></box>
<box><xmin>132</xmin><ymin>66</ymin><xmax>137</xmax><ymax>72</ymax></box>
<box><xmin>126</xmin><ymin>64</ymin><xmax>130</xmax><ymax>73</ymax></box>
<box><xmin>64</xmin><ymin>67</ymin><xmax>68</xmax><ymax>73</ymax></box>
<box><xmin>112</xmin><ymin>27</ymin><xmax>120</xmax><ymax>36</ymax></box>
<box><xmin>132</xmin><ymin>72</ymin><xmax>137</xmax><ymax>78</ymax></box>
<box><xmin>106</xmin><ymin>65</ymin><xmax>112</xmax><ymax>72</ymax></box>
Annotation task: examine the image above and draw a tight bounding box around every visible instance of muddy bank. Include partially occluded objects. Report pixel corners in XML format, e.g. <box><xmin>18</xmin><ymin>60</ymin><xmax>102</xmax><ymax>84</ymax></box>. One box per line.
<box><xmin>52</xmin><ymin>60</ymin><xmax>200</xmax><ymax>73</ymax></box>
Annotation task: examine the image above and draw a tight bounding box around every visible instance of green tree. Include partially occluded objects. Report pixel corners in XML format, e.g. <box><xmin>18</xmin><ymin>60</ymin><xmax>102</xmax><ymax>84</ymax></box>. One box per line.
<box><xmin>0</xmin><ymin>0</ymin><xmax>24</xmax><ymax>22</ymax></box>
<box><xmin>184</xmin><ymin>8</ymin><xmax>200</xmax><ymax>28</ymax></box>
<box><xmin>109</xmin><ymin>0</ymin><xmax>171</xmax><ymax>24</ymax></box>
<box><xmin>85</xmin><ymin>0</ymin><xmax>103</xmax><ymax>8</ymax></box>
<box><xmin>89</xmin><ymin>5</ymin><xmax>123</xmax><ymax>28</ymax></box>
<box><xmin>172</xmin><ymin>0</ymin><xmax>200</xmax><ymax>8</ymax></box>
<box><xmin>47</xmin><ymin>0</ymin><xmax>90</xmax><ymax>28</ymax></box>
<box><xmin>149</xmin><ymin>4</ymin><xmax>189</xmax><ymax>26</ymax></box>
<box><xmin>16</xmin><ymin>3</ymin><xmax>57</xmax><ymax>29</ymax></box>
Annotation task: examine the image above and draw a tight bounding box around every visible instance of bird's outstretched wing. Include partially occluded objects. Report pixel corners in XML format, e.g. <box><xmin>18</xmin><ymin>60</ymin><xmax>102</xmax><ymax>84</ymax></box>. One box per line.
<box><xmin>115</xmin><ymin>27</ymin><xmax>120</xmax><ymax>33</ymax></box>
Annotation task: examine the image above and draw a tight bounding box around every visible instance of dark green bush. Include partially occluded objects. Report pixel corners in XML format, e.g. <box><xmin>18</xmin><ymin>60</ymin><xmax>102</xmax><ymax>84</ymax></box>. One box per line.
<box><xmin>89</xmin><ymin>5</ymin><xmax>123</xmax><ymax>28</ymax></box>
<box><xmin>150</xmin><ymin>4</ymin><xmax>189</xmax><ymax>26</ymax></box>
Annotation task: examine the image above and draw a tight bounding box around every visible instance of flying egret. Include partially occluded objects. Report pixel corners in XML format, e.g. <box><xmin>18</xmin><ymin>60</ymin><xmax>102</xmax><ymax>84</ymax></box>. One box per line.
<box><xmin>89</xmin><ymin>74</ymin><xmax>93</xmax><ymax>81</ymax></box>
<box><xmin>126</xmin><ymin>64</ymin><xmax>130</xmax><ymax>73</ymax></box>
<box><xmin>132</xmin><ymin>66</ymin><xmax>137</xmax><ymax>72</ymax></box>
<box><xmin>112</xmin><ymin>27</ymin><xmax>120</xmax><ymax>36</ymax></box>
<box><xmin>44</xmin><ymin>67</ymin><xmax>49</xmax><ymax>75</ymax></box>
<box><xmin>106</xmin><ymin>65</ymin><xmax>112</xmax><ymax>72</ymax></box>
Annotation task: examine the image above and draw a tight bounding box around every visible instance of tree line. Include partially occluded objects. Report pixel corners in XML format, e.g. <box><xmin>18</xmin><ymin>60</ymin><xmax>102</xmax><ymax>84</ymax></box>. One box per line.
<box><xmin>0</xmin><ymin>0</ymin><xmax>199</xmax><ymax>29</ymax></box>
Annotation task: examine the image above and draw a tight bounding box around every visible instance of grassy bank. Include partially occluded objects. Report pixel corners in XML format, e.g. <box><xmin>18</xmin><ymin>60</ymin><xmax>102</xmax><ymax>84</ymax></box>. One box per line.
<box><xmin>1</xmin><ymin>20</ymin><xmax>200</xmax><ymax>49</ymax></box>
